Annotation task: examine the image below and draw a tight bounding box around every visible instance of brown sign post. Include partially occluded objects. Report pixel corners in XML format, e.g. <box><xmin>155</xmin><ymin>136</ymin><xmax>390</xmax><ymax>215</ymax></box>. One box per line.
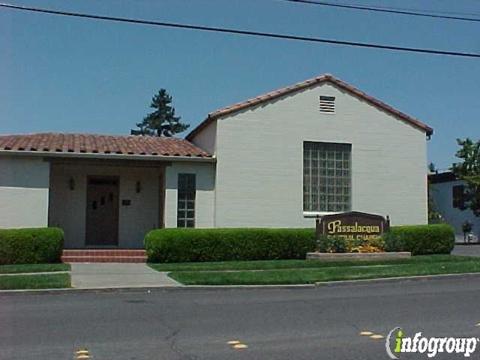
<box><xmin>316</xmin><ymin>211</ymin><xmax>390</xmax><ymax>241</ymax></box>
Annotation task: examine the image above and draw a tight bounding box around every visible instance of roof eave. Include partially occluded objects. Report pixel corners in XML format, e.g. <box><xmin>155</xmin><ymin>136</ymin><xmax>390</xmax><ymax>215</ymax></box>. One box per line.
<box><xmin>186</xmin><ymin>74</ymin><xmax>434</xmax><ymax>139</ymax></box>
<box><xmin>185</xmin><ymin>115</ymin><xmax>213</xmax><ymax>141</ymax></box>
<box><xmin>327</xmin><ymin>78</ymin><xmax>434</xmax><ymax>136</ymax></box>
<box><xmin>0</xmin><ymin>150</ymin><xmax>216</xmax><ymax>163</ymax></box>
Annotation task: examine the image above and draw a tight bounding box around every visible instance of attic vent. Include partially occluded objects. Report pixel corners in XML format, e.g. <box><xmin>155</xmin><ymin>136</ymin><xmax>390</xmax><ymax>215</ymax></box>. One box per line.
<box><xmin>319</xmin><ymin>96</ymin><xmax>335</xmax><ymax>113</ymax></box>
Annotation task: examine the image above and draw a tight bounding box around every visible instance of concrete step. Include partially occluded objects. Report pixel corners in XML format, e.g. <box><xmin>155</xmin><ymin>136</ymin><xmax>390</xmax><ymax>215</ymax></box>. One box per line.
<box><xmin>62</xmin><ymin>250</ymin><xmax>146</xmax><ymax>256</ymax></box>
<box><xmin>62</xmin><ymin>249</ymin><xmax>147</xmax><ymax>263</ymax></box>
<box><xmin>61</xmin><ymin>256</ymin><xmax>147</xmax><ymax>263</ymax></box>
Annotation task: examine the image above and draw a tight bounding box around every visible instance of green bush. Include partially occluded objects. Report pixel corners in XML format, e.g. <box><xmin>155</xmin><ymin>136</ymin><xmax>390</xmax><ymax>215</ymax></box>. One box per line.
<box><xmin>383</xmin><ymin>224</ymin><xmax>454</xmax><ymax>255</ymax></box>
<box><xmin>0</xmin><ymin>228</ymin><xmax>64</xmax><ymax>265</ymax></box>
<box><xmin>145</xmin><ymin>228</ymin><xmax>316</xmax><ymax>263</ymax></box>
<box><xmin>317</xmin><ymin>235</ymin><xmax>347</xmax><ymax>253</ymax></box>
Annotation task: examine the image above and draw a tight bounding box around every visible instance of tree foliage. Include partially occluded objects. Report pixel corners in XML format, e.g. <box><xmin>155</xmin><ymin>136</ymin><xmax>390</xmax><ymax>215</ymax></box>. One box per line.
<box><xmin>427</xmin><ymin>162</ymin><xmax>443</xmax><ymax>223</ymax></box>
<box><xmin>452</xmin><ymin>138</ymin><xmax>480</xmax><ymax>216</ymax></box>
<box><xmin>131</xmin><ymin>89</ymin><xmax>189</xmax><ymax>137</ymax></box>
<box><xmin>427</xmin><ymin>187</ymin><xmax>443</xmax><ymax>224</ymax></box>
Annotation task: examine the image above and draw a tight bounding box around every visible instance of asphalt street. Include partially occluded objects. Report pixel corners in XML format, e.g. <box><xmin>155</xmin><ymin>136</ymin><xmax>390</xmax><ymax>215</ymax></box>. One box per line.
<box><xmin>2</xmin><ymin>277</ymin><xmax>480</xmax><ymax>360</ymax></box>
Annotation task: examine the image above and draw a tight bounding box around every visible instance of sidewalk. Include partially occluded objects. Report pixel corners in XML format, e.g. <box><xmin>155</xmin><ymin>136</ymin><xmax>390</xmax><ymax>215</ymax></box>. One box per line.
<box><xmin>71</xmin><ymin>263</ymin><xmax>180</xmax><ymax>289</ymax></box>
<box><xmin>452</xmin><ymin>245</ymin><xmax>480</xmax><ymax>257</ymax></box>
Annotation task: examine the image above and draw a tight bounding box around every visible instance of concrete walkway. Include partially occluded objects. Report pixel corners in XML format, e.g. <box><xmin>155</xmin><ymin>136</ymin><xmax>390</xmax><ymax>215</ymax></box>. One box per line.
<box><xmin>71</xmin><ymin>263</ymin><xmax>180</xmax><ymax>289</ymax></box>
<box><xmin>452</xmin><ymin>245</ymin><xmax>480</xmax><ymax>257</ymax></box>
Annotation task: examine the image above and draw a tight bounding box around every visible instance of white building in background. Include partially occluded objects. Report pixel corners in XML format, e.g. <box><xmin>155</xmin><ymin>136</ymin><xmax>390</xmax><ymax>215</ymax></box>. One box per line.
<box><xmin>429</xmin><ymin>171</ymin><xmax>480</xmax><ymax>242</ymax></box>
<box><xmin>0</xmin><ymin>74</ymin><xmax>433</xmax><ymax>248</ymax></box>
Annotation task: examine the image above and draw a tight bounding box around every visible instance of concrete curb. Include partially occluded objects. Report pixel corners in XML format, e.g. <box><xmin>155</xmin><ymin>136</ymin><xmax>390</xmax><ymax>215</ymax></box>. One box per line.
<box><xmin>315</xmin><ymin>272</ymin><xmax>480</xmax><ymax>287</ymax></box>
<box><xmin>182</xmin><ymin>284</ymin><xmax>315</xmax><ymax>290</ymax></box>
<box><xmin>0</xmin><ymin>271</ymin><xmax>70</xmax><ymax>277</ymax></box>
<box><xmin>3</xmin><ymin>272</ymin><xmax>480</xmax><ymax>296</ymax></box>
<box><xmin>0</xmin><ymin>284</ymin><xmax>315</xmax><ymax>296</ymax></box>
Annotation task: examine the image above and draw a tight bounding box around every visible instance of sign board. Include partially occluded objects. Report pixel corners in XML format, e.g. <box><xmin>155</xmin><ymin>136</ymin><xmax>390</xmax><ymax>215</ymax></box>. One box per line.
<box><xmin>316</xmin><ymin>211</ymin><xmax>390</xmax><ymax>241</ymax></box>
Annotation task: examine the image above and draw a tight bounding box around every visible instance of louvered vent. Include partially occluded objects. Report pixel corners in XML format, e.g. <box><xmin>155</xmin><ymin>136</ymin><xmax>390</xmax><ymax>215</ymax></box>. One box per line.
<box><xmin>319</xmin><ymin>96</ymin><xmax>335</xmax><ymax>113</ymax></box>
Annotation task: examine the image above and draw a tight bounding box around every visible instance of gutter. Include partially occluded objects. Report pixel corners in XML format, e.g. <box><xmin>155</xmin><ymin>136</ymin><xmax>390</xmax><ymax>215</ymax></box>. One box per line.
<box><xmin>0</xmin><ymin>150</ymin><xmax>216</xmax><ymax>163</ymax></box>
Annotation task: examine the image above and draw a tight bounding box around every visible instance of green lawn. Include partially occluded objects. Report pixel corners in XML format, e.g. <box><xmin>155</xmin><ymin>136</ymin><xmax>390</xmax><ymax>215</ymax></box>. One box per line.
<box><xmin>149</xmin><ymin>255</ymin><xmax>471</xmax><ymax>272</ymax></box>
<box><xmin>0</xmin><ymin>263</ymin><xmax>71</xmax><ymax>290</ymax></box>
<box><xmin>151</xmin><ymin>255</ymin><xmax>480</xmax><ymax>285</ymax></box>
<box><xmin>0</xmin><ymin>273</ymin><xmax>71</xmax><ymax>290</ymax></box>
<box><xmin>0</xmin><ymin>263</ymin><xmax>70</xmax><ymax>274</ymax></box>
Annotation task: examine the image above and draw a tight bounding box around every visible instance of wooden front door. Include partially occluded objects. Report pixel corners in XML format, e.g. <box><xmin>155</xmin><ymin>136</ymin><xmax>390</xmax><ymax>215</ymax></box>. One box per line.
<box><xmin>86</xmin><ymin>177</ymin><xmax>119</xmax><ymax>246</ymax></box>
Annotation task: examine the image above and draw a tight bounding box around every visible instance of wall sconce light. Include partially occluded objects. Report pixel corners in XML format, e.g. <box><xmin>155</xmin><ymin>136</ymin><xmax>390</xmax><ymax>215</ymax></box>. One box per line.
<box><xmin>136</xmin><ymin>181</ymin><xmax>141</xmax><ymax>194</ymax></box>
<box><xmin>69</xmin><ymin>177</ymin><xmax>75</xmax><ymax>191</ymax></box>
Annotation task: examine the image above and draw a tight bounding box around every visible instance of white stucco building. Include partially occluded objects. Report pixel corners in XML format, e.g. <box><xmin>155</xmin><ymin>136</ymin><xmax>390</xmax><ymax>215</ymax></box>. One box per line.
<box><xmin>0</xmin><ymin>74</ymin><xmax>433</xmax><ymax>248</ymax></box>
<box><xmin>429</xmin><ymin>171</ymin><xmax>480</xmax><ymax>242</ymax></box>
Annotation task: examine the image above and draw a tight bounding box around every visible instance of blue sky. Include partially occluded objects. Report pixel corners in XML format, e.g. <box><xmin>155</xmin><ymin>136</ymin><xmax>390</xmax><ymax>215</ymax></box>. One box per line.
<box><xmin>1</xmin><ymin>0</ymin><xmax>479</xmax><ymax>170</ymax></box>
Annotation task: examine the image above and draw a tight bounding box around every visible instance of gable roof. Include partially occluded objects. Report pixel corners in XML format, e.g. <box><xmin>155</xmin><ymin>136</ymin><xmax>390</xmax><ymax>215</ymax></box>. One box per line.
<box><xmin>0</xmin><ymin>133</ymin><xmax>212</xmax><ymax>159</ymax></box>
<box><xmin>186</xmin><ymin>73</ymin><xmax>433</xmax><ymax>140</ymax></box>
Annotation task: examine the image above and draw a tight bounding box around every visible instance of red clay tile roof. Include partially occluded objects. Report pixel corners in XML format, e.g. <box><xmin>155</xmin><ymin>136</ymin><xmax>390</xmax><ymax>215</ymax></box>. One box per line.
<box><xmin>186</xmin><ymin>73</ymin><xmax>433</xmax><ymax>140</ymax></box>
<box><xmin>0</xmin><ymin>133</ymin><xmax>211</xmax><ymax>158</ymax></box>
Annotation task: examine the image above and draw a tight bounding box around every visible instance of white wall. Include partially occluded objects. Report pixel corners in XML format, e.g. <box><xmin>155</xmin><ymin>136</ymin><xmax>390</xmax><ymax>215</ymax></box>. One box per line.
<box><xmin>49</xmin><ymin>162</ymin><xmax>163</xmax><ymax>248</ymax></box>
<box><xmin>0</xmin><ymin>156</ymin><xmax>50</xmax><ymax>228</ymax></box>
<box><xmin>164</xmin><ymin>162</ymin><xmax>216</xmax><ymax>228</ymax></box>
<box><xmin>49</xmin><ymin>160</ymin><xmax>216</xmax><ymax>247</ymax></box>
<box><xmin>210</xmin><ymin>82</ymin><xmax>428</xmax><ymax>228</ymax></box>
<box><xmin>430</xmin><ymin>180</ymin><xmax>480</xmax><ymax>240</ymax></box>
<box><xmin>191</xmin><ymin>121</ymin><xmax>217</xmax><ymax>155</ymax></box>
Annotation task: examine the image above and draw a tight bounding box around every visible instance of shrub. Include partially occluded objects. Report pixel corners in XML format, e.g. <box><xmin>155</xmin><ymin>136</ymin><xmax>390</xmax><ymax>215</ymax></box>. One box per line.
<box><xmin>317</xmin><ymin>236</ymin><xmax>347</xmax><ymax>253</ymax></box>
<box><xmin>349</xmin><ymin>237</ymin><xmax>385</xmax><ymax>253</ymax></box>
<box><xmin>383</xmin><ymin>224</ymin><xmax>454</xmax><ymax>255</ymax></box>
<box><xmin>317</xmin><ymin>236</ymin><xmax>385</xmax><ymax>253</ymax></box>
<box><xmin>349</xmin><ymin>243</ymin><xmax>384</xmax><ymax>253</ymax></box>
<box><xmin>145</xmin><ymin>228</ymin><xmax>316</xmax><ymax>263</ymax></box>
<box><xmin>0</xmin><ymin>228</ymin><xmax>64</xmax><ymax>265</ymax></box>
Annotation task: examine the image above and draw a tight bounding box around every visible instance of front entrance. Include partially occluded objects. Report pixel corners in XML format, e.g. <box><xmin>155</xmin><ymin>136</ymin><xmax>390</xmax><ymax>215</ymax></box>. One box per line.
<box><xmin>85</xmin><ymin>176</ymin><xmax>119</xmax><ymax>246</ymax></box>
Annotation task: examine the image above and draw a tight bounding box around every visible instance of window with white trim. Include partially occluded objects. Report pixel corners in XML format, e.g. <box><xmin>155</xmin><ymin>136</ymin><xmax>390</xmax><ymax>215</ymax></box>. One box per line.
<box><xmin>303</xmin><ymin>142</ymin><xmax>351</xmax><ymax>212</ymax></box>
<box><xmin>177</xmin><ymin>173</ymin><xmax>196</xmax><ymax>228</ymax></box>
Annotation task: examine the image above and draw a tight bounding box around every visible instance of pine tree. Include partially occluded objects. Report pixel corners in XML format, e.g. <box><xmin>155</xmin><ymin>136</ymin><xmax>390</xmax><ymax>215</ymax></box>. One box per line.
<box><xmin>131</xmin><ymin>89</ymin><xmax>189</xmax><ymax>137</ymax></box>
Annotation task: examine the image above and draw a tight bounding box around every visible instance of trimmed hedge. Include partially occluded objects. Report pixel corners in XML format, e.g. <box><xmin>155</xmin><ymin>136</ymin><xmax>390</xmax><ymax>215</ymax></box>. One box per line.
<box><xmin>0</xmin><ymin>228</ymin><xmax>64</xmax><ymax>265</ymax></box>
<box><xmin>145</xmin><ymin>228</ymin><xmax>316</xmax><ymax>263</ymax></box>
<box><xmin>384</xmin><ymin>224</ymin><xmax>455</xmax><ymax>255</ymax></box>
<box><xmin>317</xmin><ymin>235</ymin><xmax>347</xmax><ymax>253</ymax></box>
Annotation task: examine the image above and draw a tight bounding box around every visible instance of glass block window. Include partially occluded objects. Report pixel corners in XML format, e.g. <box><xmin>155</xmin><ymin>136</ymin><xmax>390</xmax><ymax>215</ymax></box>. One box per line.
<box><xmin>303</xmin><ymin>142</ymin><xmax>351</xmax><ymax>212</ymax></box>
<box><xmin>177</xmin><ymin>174</ymin><xmax>196</xmax><ymax>228</ymax></box>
